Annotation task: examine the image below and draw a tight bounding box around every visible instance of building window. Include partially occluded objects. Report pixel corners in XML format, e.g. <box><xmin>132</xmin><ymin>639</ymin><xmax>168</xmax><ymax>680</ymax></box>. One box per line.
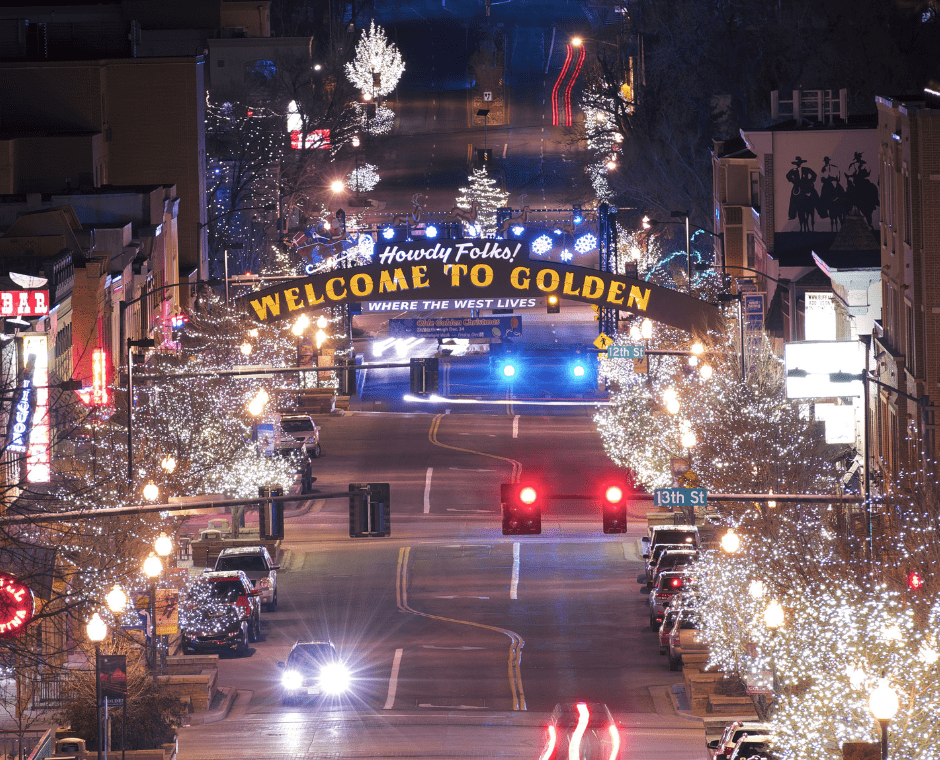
<box><xmin>245</xmin><ymin>59</ymin><xmax>276</xmax><ymax>84</ymax></box>
<box><xmin>750</xmin><ymin>171</ymin><xmax>760</xmax><ymax>207</ymax></box>
<box><xmin>746</xmin><ymin>233</ymin><xmax>755</xmax><ymax>270</ymax></box>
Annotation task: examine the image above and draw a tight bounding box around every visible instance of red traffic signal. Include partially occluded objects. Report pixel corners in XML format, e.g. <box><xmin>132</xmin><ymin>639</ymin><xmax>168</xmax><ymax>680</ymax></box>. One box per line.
<box><xmin>908</xmin><ymin>570</ymin><xmax>925</xmax><ymax>591</ymax></box>
<box><xmin>501</xmin><ymin>483</ymin><xmax>542</xmax><ymax>535</ymax></box>
<box><xmin>601</xmin><ymin>480</ymin><xmax>628</xmax><ymax>534</ymax></box>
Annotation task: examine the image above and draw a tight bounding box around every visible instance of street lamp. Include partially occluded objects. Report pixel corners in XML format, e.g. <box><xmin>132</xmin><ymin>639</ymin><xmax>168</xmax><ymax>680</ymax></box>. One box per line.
<box><xmin>142</xmin><ymin>553</ymin><xmax>163</xmax><ymax>683</ymax></box>
<box><xmin>720</xmin><ymin>530</ymin><xmax>741</xmax><ymax>554</ymax></box>
<box><xmin>142</xmin><ymin>482</ymin><xmax>159</xmax><ymax>502</ymax></box>
<box><xmin>763</xmin><ymin>599</ymin><xmax>785</xmax><ymax>629</ymax></box>
<box><xmin>106</xmin><ymin>586</ymin><xmax>127</xmax><ymax>615</ymax></box>
<box><xmin>87</xmin><ymin>613</ymin><xmax>107</xmax><ymax>760</ymax></box>
<box><xmin>154</xmin><ymin>532</ymin><xmax>173</xmax><ymax>559</ymax></box>
<box><xmin>869</xmin><ymin>679</ymin><xmax>899</xmax><ymax>760</ymax></box>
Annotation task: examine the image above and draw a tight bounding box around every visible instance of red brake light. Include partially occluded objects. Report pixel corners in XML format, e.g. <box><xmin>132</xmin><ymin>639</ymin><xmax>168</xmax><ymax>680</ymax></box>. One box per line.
<box><xmin>520</xmin><ymin>487</ymin><xmax>537</xmax><ymax>505</ymax></box>
<box><xmin>605</xmin><ymin>486</ymin><xmax>624</xmax><ymax>503</ymax></box>
<box><xmin>671</xmin><ymin>578</ymin><xmax>683</xmax><ymax>588</ymax></box>
<box><xmin>908</xmin><ymin>570</ymin><xmax>925</xmax><ymax>591</ymax></box>
<box><xmin>569</xmin><ymin>704</ymin><xmax>589</xmax><ymax>760</ymax></box>
<box><xmin>607</xmin><ymin>723</ymin><xmax>620</xmax><ymax>760</ymax></box>
<box><xmin>539</xmin><ymin>725</ymin><xmax>557</xmax><ymax>760</ymax></box>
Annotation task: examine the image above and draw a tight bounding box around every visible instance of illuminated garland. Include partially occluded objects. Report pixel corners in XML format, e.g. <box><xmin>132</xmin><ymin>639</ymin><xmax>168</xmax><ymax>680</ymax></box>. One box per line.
<box><xmin>455</xmin><ymin>167</ymin><xmax>509</xmax><ymax>238</ymax></box>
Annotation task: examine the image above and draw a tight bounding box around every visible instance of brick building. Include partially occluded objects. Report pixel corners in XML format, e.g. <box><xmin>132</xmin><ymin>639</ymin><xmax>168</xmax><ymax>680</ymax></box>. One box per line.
<box><xmin>872</xmin><ymin>93</ymin><xmax>940</xmax><ymax>479</ymax></box>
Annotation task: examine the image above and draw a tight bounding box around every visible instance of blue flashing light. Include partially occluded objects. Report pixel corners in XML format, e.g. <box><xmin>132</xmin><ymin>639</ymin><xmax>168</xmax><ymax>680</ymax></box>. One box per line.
<box><xmin>502</xmin><ymin>363</ymin><xmax>516</xmax><ymax>378</ymax></box>
<box><xmin>382</xmin><ymin>226</ymin><xmax>395</xmax><ymax>240</ymax></box>
<box><xmin>426</xmin><ymin>224</ymin><xmax>438</xmax><ymax>238</ymax></box>
<box><xmin>573</xmin><ymin>213</ymin><xmax>583</xmax><ymax>224</ymax></box>
<box><xmin>553</xmin><ymin>228</ymin><xmax>563</xmax><ymax>236</ymax></box>
<box><xmin>572</xmin><ymin>364</ymin><xmax>585</xmax><ymax>378</ymax></box>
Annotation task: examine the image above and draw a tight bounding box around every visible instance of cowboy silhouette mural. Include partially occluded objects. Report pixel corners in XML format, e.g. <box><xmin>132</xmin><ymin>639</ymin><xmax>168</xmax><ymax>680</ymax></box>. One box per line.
<box><xmin>786</xmin><ymin>156</ymin><xmax>819</xmax><ymax>232</ymax></box>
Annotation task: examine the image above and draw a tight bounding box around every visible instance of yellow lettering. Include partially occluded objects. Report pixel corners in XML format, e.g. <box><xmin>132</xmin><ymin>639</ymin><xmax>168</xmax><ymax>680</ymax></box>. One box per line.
<box><xmin>284</xmin><ymin>287</ymin><xmax>303</xmax><ymax>311</ymax></box>
<box><xmin>411</xmin><ymin>266</ymin><xmax>430</xmax><ymax>288</ymax></box>
<box><xmin>583</xmin><ymin>276</ymin><xmax>605</xmax><ymax>300</ymax></box>
<box><xmin>627</xmin><ymin>285</ymin><xmax>651</xmax><ymax>311</ymax></box>
<box><xmin>470</xmin><ymin>264</ymin><xmax>493</xmax><ymax>287</ymax></box>
<box><xmin>606</xmin><ymin>280</ymin><xmax>626</xmax><ymax>305</ymax></box>
<box><xmin>326</xmin><ymin>277</ymin><xmax>348</xmax><ymax>301</ymax></box>
<box><xmin>510</xmin><ymin>267</ymin><xmax>531</xmax><ymax>289</ymax></box>
<box><xmin>305</xmin><ymin>282</ymin><xmax>325</xmax><ymax>306</ymax></box>
<box><xmin>350</xmin><ymin>273</ymin><xmax>373</xmax><ymax>297</ymax></box>
<box><xmin>379</xmin><ymin>268</ymin><xmax>408</xmax><ymax>292</ymax></box>
<box><xmin>536</xmin><ymin>269</ymin><xmax>560</xmax><ymax>292</ymax></box>
<box><xmin>249</xmin><ymin>294</ymin><xmax>281</xmax><ymax>321</ymax></box>
<box><xmin>563</xmin><ymin>272</ymin><xmax>582</xmax><ymax>296</ymax></box>
<box><xmin>449</xmin><ymin>264</ymin><xmax>468</xmax><ymax>286</ymax></box>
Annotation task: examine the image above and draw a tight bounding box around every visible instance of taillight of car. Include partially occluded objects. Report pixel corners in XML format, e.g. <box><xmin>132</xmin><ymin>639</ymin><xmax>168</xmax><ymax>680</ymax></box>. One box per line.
<box><xmin>670</xmin><ymin>578</ymin><xmax>684</xmax><ymax>588</ymax></box>
<box><xmin>538</xmin><ymin>725</ymin><xmax>557</xmax><ymax>760</ymax></box>
<box><xmin>569</xmin><ymin>703</ymin><xmax>590</xmax><ymax>760</ymax></box>
<box><xmin>607</xmin><ymin>723</ymin><xmax>620</xmax><ymax>760</ymax></box>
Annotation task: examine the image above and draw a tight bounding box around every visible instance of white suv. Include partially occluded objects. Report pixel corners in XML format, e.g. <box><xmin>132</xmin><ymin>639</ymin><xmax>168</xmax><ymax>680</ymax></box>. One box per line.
<box><xmin>213</xmin><ymin>546</ymin><xmax>280</xmax><ymax>612</ymax></box>
<box><xmin>279</xmin><ymin>414</ymin><xmax>321</xmax><ymax>458</ymax></box>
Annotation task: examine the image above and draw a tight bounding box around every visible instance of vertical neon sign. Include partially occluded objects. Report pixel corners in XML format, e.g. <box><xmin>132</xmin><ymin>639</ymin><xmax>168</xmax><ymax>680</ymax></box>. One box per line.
<box><xmin>22</xmin><ymin>335</ymin><xmax>50</xmax><ymax>483</ymax></box>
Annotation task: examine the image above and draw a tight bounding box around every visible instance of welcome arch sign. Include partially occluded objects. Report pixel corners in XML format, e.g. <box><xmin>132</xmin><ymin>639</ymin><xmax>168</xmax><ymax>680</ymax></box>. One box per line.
<box><xmin>246</xmin><ymin>242</ymin><xmax>721</xmax><ymax>335</ymax></box>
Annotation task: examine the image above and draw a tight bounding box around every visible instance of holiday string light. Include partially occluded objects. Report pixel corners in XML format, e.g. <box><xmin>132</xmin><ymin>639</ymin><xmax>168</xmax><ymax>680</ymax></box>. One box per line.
<box><xmin>454</xmin><ymin>167</ymin><xmax>509</xmax><ymax>238</ymax></box>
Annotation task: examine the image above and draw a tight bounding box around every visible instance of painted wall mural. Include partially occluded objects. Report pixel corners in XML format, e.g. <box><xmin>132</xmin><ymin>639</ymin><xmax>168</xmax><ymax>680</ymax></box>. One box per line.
<box><xmin>772</xmin><ymin>130</ymin><xmax>880</xmax><ymax>234</ymax></box>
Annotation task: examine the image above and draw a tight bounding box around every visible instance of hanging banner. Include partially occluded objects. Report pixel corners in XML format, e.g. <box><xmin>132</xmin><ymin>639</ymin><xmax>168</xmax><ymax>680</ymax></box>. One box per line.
<box><xmin>155</xmin><ymin>588</ymin><xmax>179</xmax><ymax>635</ymax></box>
<box><xmin>245</xmin><ymin>242</ymin><xmax>721</xmax><ymax>335</ymax></box>
<box><xmin>99</xmin><ymin>654</ymin><xmax>128</xmax><ymax>701</ymax></box>
<box><xmin>390</xmin><ymin>315</ymin><xmax>522</xmax><ymax>341</ymax></box>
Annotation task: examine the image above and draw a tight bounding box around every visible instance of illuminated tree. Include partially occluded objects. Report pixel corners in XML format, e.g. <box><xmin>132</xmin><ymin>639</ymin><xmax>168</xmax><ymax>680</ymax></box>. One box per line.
<box><xmin>455</xmin><ymin>167</ymin><xmax>509</xmax><ymax>238</ymax></box>
<box><xmin>344</xmin><ymin>21</ymin><xmax>404</xmax><ymax>99</ymax></box>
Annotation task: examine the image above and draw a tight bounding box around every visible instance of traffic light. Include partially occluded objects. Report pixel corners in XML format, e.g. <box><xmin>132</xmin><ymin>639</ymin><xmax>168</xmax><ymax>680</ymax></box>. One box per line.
<box><xmin>908</xmin><ymin>570</ymin><xmax>925</xmax><ymax>591</ymax></box>
<box><xmin>501</xmin><ymin>483</ymin><xmax>542</xmax><ymax>535</ymax></box>
<box><xmin>258</xmin><ymin>486</ymin><xmax>284</xmax><ymax>540</ymax></box>
<box><xmin>409</xmin><ymin>357</ymin><xmax>439</xmax><ymax>395</ymax></box>
<box><xmin>349</xmin><ymin>483</ymin><xmax>391</xmax><ymax>537</ymax></box>
<box><xmin>601</xmin><ymin>481</ymin><xmax>627</xmax><ymax>534</ymax></box>
<box><xmin>547</xmin><ymin>294</ymin><xmax>560</xmax><ymax>314</ymax></box>
<box><xmin>337</xmin><ymin>355</ymin><xmax>357</xmax><ymax>396</ymax></box>
<box><xmin>477</xmin><ymin>148</ymin><xmax>492</xmax><ymax>164</ymax></box>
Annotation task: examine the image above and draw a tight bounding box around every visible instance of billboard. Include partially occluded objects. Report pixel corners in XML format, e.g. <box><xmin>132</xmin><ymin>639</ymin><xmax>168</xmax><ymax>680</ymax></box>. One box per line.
<box><xmin>784</xmin><ymin>340</ymin><xmax>864</xmax><ymax>398</ymax></box>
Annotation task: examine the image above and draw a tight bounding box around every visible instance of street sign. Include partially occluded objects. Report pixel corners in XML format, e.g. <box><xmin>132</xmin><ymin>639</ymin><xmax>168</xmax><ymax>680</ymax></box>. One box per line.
<box><xmin>594</xmin><ymin>333</ymin><xmax>613</xmax><ymax>350</ymax></box>
<box><xmin>653</xmin><ymin>488</ymin><xmax>707</xmax><ymax>508</ymax></box>
<box><xmin>608</xmin><ymin>344</ymin><xmax>645</xmax><ymax>359</ymax></box>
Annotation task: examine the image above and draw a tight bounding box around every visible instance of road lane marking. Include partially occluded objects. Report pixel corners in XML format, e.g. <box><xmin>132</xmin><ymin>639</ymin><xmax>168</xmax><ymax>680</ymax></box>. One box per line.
<box><xmin>421</xmin><ymin>644</ymin><xmax>486</xmax><ymax>650</ymax></box>
<box><xmin>424</xmin><ymin>467</ymin><xmax>433</xmax><ymax>514</ymax></box>
<box><xmin>510</xmin><ymin>542</ymin><xmax>520</xmax><ymax>600</ymax></box>
<box><xmin>396</xmin><ymin>546</ymin><xmax>526</xmax><ymax>710</ymax></box>
<box><xmin>513</xmin><ymin>415</ymin><xmax>519</xmax><ymax>438</ymax></box>
<box><xmin>428</xmin><ymin>414</ymin><xmax>522</xmax><ymax>482</ymax></box>
<box><xmin>384</xmin><ymin>648</ymin><xmax>403</xmax><ymax>709</ymax></box>
<box><xmin>418</xmin><ymin>704</ymin><xmax>487</xmax><ymax>709</ymax></box>
<box><xmin>447</xmin><ymin>468</ymin><xmax>497</xmax><ymax>472</ymax></box>
<box><xmin>434</xmin><ymin>596</ymin><xmax>490</xmax><ymax>600</ymax></box>
<box><xmin>446</xmin><ymin>508</ymin><xmax>493</xmax><ymax>514</ymax></box>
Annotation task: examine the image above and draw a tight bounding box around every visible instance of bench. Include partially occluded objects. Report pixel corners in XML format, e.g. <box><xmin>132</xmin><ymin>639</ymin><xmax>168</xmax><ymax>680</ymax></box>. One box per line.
<box><xmin>707</xmin><ymin>694</ymin><xmax>759</xmax><ymax>715</ymax></box>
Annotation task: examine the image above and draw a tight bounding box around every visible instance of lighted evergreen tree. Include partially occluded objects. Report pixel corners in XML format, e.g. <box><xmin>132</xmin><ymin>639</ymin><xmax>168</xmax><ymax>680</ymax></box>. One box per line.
<box><xmin>455</xmin><ymin>167</ymin><xmax>509</xmax><ymax>238</ymax></box>
<box><xmin>344</xmin><ymin>21</ymin><xmax>404</xmax><ymax>99</ymax></box>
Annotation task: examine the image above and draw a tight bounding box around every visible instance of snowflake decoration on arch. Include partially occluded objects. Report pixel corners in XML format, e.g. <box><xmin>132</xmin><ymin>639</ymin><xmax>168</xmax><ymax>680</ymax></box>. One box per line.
<box><xmin>574</xmin><ymin>233</ymin><xmax>598</xmax><ymax>254</ymax></box>
<box><xmin>560</xmin><ymin>249</ymin><xmax>574</xmax><ymax>262</ymax></box>
<box><xmin>532</xmin><ymin>235</ymin><xmax>553</xmax><ymax>256</ymax></box>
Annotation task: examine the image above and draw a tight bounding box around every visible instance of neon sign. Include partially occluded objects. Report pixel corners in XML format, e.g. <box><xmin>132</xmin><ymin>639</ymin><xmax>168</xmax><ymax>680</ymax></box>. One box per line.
<box><xmin>77</xmin><ymin>348</ymin><xmax>110</xmax><ymax>406</ymax></box>
<box><xmin>22</xmin><ymin>335</ymin><xmax>50</xmax><ymax>483</ymax></box>
<box><xmin>6</xmin><ymin>372</ymin><xmax>34</xmax><ymax>454</ymax></box>
<box><xmin>0</xmin><ymin>290</ymin><xmax>48</xmax><ymax>317</ymax></box>
<box><xmin>0</xmin><ymin>574</ymin><xmax>36</xmax><ymax>638</ymax></box>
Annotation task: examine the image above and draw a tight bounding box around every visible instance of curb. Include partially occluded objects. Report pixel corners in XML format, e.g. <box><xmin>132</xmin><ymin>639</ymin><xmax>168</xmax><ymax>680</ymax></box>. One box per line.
<box><xmin>665</xmin><ymin>684</ymin><xmax>705</xmax><ymax>724</ymax></box>
<box><xmin>184</xmin><ymin>686</ymin><xmax>236</xmax><ymax>726</ymax></box>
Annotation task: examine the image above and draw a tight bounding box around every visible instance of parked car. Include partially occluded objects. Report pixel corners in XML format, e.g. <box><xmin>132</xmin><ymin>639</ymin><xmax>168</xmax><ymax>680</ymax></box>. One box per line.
<box><xmin>180</xmin><ymin>570</ymin><xmax>261</xmax><ymax>656</ymax></box>
<box><xmin>727</xmin><ymin>734</ymin><xmax>774</xmax><ymax>760</ymax></box>
<box><xmin>658</xmin><ymin>607</ymin><xmax>681</xmax><ymax>655</ymax></box>
<box><xmin>708</xmin><ymin>722</ymin><xmax>773</xmax><ymax>759</ymax></box>
<box><xmin>649</xmin><ymin>548</ymin><xmax>699</xmax><ymax>589</ymax></box>
<box><xmin>649</xmin><ymin>571</ymin><xmax>688</xmax><ymax>629</ymax></box>
<box><xmin>644</xmin><ymin>542</ymin><xmax>688</xmax><ymax>583</ymax></box>
<box><xmin>213</xmin><ymin>545</ymin><xmax>279</xmax><ymax>612</ymax></box>
<box><xmin>642</xmin><ymin>525</ymin><xmax>699</xmax><ymax>563</ymax></box>
<box><xmin>667</xmin><ymin>612</ymin><xmax>709</xmax><ymax>671</ymax></box>
<box><xmin>279</xmin><ymin>640</ymin><xmax>350</xmax><ymax>705</ymax></box>
<box><xmin>536</xmin><ymin>702</ymin><xmax>621</xmax><ymax>760</ymax></box>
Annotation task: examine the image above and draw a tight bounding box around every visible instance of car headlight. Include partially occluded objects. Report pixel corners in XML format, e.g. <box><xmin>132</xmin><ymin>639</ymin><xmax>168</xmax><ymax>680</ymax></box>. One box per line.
<box><xmin>282</xmin><ymin>670</ymin><xmax>303</xmax><ymax>691</ymax></box>
<box><xmin>258</xmin><ymin>579</ymin><xmax>270</xmax><ymax>589</ymax></box>
<box><xmin>319</xmin><ymin>662</ymin><xmax>351</xmax><ymax>695</ymax></box>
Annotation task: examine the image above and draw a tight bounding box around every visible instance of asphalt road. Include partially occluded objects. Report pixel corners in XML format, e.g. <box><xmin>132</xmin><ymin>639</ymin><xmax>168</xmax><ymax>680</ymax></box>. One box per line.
<box><xmin>177</xmin><ymin>412</ymin><xmax>708</xmax><ymax>759</ymax></box>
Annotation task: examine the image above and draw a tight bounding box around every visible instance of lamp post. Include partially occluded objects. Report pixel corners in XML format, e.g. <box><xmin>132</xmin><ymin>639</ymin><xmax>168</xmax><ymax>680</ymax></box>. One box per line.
<box><xmin>87</xmin><ymin>613</ymin><xmax>107</xmax><ymax>760</ymax></box>
<box><xmin>869</xmin><ymin>679</ymin><xmax>899</xmax><ymax>760</ymax></box>
<box><xmin>105</xmin><ymin>586</ymin><xmax>128</xmax><ymax>760</ymax></box>
<box><xmin>142</xmin><ymin>552</ymin><xmax>162</xmax><ymax>683</ymax></box>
